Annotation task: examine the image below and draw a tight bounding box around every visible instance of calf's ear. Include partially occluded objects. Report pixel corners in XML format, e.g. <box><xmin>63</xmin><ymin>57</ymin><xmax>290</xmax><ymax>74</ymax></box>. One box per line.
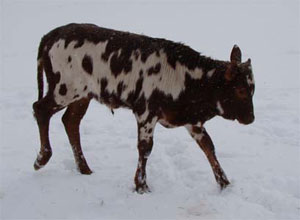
<box><xmin>230</xmin><ymin>45</ymin><xmax>242</xmax><ymax>64</ymax></box>
<box><xmin>224</xmin><ymin>64</ymin><xmax>236</xmax><ymax>81</ymax></box>
<box><xmin>225</xmin><ymin>45</ymin><xmax>243</xmax><ymax>81</ymax></box>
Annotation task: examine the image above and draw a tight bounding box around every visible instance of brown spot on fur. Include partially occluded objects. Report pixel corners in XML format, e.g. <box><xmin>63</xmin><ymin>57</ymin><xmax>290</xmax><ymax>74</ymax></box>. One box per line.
<box><xmin>54</xmin><ymin>72</ymin><xmax>61</xmax><ymax>85</ymax></box>
<box><xmin>147</xmin><ymin>63</ymin><xmax>161</xmax><ymax>76</ymax></box>
<box><xmin>134</xmin><ymin>50</ymin><xmax>139</xmax><ymax>60</ymax></box>
<box><xmin>117</xmin><ymin>82</ymin><xmax>127</xmax><ymax>97</ymax></box>
<box><xmin>133</xmin><ymin>96</ymin><xmax>146</xmax><ymax>116</ymax></box>
<box><xmin>99</xmin><ymin>78</ymin><xmax>109</xmax><ymax>103</ymax></box>
<box><xmin>82</xmin><ymin>55</ymin><xmax>93</xmax><ymax>75</ymax></box>
<box><xmin>99</xmin><ymin>78</ymin><xmax>126</xmax><ymax>109</ymax></box>
<box><xmin>127</xmin><ymin>77</ymin><xmax>143</xmax><ymax>106</ymax></box>
<box><xmin>59</xmin><ymin>84</ymin><xmax>67</xmax><ymax>96</ymax></box>
<box><xmin>88</xmin><ymin>92</ymin><xmax>98</xmax><ymax>100</ymax></box>
<box><xmin>101</xmin><ymin>53</ymin><xmax>108</xmax><ymax>62</ymax></box>
<box><xmin>192</xmin><ymin>126</ymin><xmax>203</xmax><ymax>134</ymax></box>
<box><xmin>110</xmin><ymin>51</ymin><xmax>132</xmax><ymax>77</ymax></box>
<box><xmin>100</xmin><ymin>78</ymin><xmax>108</xmax><ymax>91</ymax></box>
<box><xmin>68</xmin><ymin>56</ymin><xmax>72</xmax><ymax>63</ymax></box>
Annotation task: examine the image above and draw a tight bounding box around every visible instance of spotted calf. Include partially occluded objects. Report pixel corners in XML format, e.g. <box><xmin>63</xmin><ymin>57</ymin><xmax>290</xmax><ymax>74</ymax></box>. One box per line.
<box><xmin>33</xmin><ymin>23</ymin><xmax>255</xmax><ymax>193</ymax></box>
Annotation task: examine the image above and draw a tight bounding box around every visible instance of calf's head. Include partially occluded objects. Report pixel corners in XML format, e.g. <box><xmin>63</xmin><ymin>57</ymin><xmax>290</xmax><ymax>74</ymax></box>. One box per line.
<box><xmin>218</xmin><ymin>45</ymin><xmax>255</xmax><ymax>125</ymax></box>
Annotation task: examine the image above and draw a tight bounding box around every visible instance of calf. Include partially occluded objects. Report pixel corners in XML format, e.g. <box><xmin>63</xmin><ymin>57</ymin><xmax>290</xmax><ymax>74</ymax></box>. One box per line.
<box><xmin>33</xmin><ymin>23</ymin><xmax>255</xmax><ymax>193</ymax></box>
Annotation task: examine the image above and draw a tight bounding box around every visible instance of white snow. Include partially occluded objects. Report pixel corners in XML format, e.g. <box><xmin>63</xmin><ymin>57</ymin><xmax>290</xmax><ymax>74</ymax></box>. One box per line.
<box><xmin>1</xmin><ymin>0</ymin><xmax>299</xmax><ymax>219</ymax></box>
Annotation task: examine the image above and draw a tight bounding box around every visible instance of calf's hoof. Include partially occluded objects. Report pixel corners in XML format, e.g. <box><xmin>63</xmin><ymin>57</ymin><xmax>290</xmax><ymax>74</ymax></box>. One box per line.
<box><xmin>135</xmin><ymin>184</ymin><xmax>151</xmax><ymax>194</ymax></box>
<box><xmin>218</xmin><ymin>178</ymin><xmax>230</xmax><ymax>190</ymax></box>
<box><xmin>76</xmin><ymin>160</ymin><xmax>93</xmax><ymax>175</ymax></box>
<box><xmin>33</xmin><ymin>151</ymin><xmax>52</xmax><ymax>170</ymax></box>
<box><xmin>78</xmin><ymin>166</ymin><xmax>93</xmax><ymax>175</ymax></box>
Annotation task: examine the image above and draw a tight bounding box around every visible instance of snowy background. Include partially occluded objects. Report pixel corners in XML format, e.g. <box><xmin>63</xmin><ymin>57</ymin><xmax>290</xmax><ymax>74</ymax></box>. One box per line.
<box><xmin>0</xmin><ymin>0</ymin><xmax>299</xmax><ymax>219</ymax></box>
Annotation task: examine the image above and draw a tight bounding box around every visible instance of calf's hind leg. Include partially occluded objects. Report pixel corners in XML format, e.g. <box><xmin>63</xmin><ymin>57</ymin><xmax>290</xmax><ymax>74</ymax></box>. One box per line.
<box><xmin>62</xmin><ymin>98</ymin><xmax>92</xmax><ymax>174</ymax></box>
<box><xmin>33</xmin><ymin>95</ymin><xmax>62</xmax><ymax>170</ymax></box>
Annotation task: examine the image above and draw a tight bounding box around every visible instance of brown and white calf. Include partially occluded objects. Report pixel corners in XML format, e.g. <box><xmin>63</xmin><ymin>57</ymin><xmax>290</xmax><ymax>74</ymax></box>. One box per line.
<box><xmin>33</xmin><ymin>23</ymin><xmax>255</xmax><ymax>193</ymax></box>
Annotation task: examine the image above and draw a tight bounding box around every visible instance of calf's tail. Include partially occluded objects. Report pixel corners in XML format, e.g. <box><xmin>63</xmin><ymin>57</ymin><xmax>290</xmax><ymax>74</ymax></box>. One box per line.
<box><xmin>37</xmin><ymin>38</ymin><xmax>45</xmax><ymax>101</ymax></box>
<box><xmin>37</xmin><ymin>58</ymin><xmax>44</xmax><ymax>101</ymax></box>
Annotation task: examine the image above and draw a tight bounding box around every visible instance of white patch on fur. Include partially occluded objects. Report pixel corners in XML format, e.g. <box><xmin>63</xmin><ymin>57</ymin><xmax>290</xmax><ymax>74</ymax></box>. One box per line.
<box><xmin>135</xmin><ymin>107</ymin><xmax>149</xmax><ymax>123</ymax></box>
<box><xmin>186</xmin><ymin>66</ymin><xmax>204</xmax><ymax>80</ymax></box>
<box><xmin>207</xmin><ymin>68</ymin><xmax>216</xmax><ymax>78</ymax></box>
<box><xmin>247</xmin><ymin>74</ymin><xmax>255</xmax><ymax>86</ymax></box>
<box><xmin>216</xmin><ymin>101</ymin><xmax>224</xmax><ymax>115</ymax></box>
<box><xmin>34</xmin><ymin>153</ymin><xmax>45</xmax><ymax>168</ymax></box>
<box><xmin>49</xmin><ymin>39</ymin><xmax>108</xmax><ymax>105</ymax></box>
<box><xmin>37</xmin><ymin>153</ymin><xmax>43</xmax><ymax>160</ymax></box>
<box><xmin>34</xmin><ymin>161</ymin><xmax>44</xmax><ymax>169</ymax></box>
<box><xmin>185</xmin><ymin>125</ymin><xmax>204</xmax><ymax>141</ymax></box>
<box><xmin>196</xmin><ymin>122</ymin><xmax>202</xmax><ymax>127</ymax></box>
<box><xmin>140</xmin><ymin>51</ymin><xmax>187</xmax><ymax>100</ymax></box>
<box><xmin>139</xmin><ymin>117</ymin><xmax>157</xmax><ymax>142</ymax></box>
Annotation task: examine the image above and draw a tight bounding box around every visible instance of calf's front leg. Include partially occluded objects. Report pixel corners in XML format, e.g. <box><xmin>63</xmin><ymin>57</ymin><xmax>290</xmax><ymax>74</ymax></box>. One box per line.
<box><xmin>186</xmin><ymin>125</ymin><xmax>230</xmax><ymax>189</ymax></box>
<box><xmin>134</xmin><ymin>115</ymin><xmax>157</xmax><ymax>194</ymax></box>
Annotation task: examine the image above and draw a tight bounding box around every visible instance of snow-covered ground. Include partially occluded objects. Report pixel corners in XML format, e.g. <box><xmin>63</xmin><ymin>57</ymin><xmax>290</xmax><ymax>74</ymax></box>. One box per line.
<box><xmin>0</xmin><ymin>0</ymin><xmax>299</xmax><ymax>219</ymax></box>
